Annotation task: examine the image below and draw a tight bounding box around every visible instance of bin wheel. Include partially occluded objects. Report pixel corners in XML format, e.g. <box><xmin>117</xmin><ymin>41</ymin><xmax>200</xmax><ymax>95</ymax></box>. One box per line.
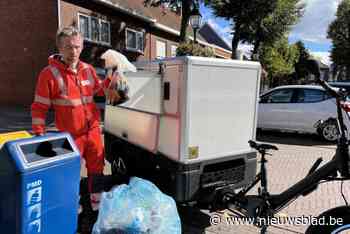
<box><xmin>77</xmin><ymin>210</ymin><xmax>98</xmax><ymax>234</ymax></box>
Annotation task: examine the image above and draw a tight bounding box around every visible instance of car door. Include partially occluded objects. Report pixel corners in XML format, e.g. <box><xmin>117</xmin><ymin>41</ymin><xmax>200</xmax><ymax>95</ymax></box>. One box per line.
<box><xmin>288</xmin><ymin>88</ymin><xmax>336</xmax><ymax>133</ymax></box>
<box><xmin>258</xmin><ymin>88</ymin><xmax>296</xmax><ymax>130</ymax></box>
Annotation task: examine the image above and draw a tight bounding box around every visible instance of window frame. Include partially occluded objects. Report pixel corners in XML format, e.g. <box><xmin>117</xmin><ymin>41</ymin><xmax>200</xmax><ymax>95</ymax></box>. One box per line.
<box><xmin>77</xmin><ymin>13</ymin><xmax>111</xmax><ymax>46</ymax></box>
<box><xmin>78</xmin><ymin>13</ymin><xmax>90</xmax><ymax>40</ymax></box>
<box><xmin>100</xmin><ymin>19</ymin><xmax>111</xmax><ymax>44</ymax></box>
<box><xmin>170</xmin><ymin>44</ymin><xmax>178</xmax><ymax>57</ymax></box>
<box><xmin>156</xmin><ymin>39</ymin><xmax>167</xmax><ymax>59</ymax></box>
<box><xmin>125</xmin><ymin>28</ymin><xmax>144</xmax><ymax>53</ymax></box>
<box><xmin>90</xmin><ymin>16</ymin><xmax>100</xmax><ymax>42</ymax></box>
<box><xmin>295</xmin><ymin>88</ymin><xmax>329</xmax><ymax>103</ymax></box>
<box><xmin>260</xmin><ymin>88</ymin><xmax>295</xmax><ymax>104</ymax></box>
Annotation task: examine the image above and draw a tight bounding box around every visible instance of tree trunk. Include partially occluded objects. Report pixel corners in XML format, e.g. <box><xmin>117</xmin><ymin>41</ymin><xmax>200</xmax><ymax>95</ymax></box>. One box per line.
<box><xmin>231</xmin><ymin>24</ymin><xmax>242</xmax><ymax>59</ymax></box>
<box><xmin>179</xmin><ymin>0</ymin><xmax>191</xmax><ymax>43</ymax></box>
<box><xmin>252</xmin><ymin>23</ymin><xmax>263</xmax><ymax>60</ymax></box>
<box><xmin>253</xmin><ymin>37</ymin><xmax>261</xmax><ymax>59</ymax></box>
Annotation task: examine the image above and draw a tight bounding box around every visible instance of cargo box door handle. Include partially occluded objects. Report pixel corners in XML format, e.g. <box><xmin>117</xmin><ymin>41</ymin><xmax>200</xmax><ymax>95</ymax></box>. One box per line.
<box><xmin>163</xmin><ymin>82</ymin><xmax>170</xmax><ymax>100</ymax></box>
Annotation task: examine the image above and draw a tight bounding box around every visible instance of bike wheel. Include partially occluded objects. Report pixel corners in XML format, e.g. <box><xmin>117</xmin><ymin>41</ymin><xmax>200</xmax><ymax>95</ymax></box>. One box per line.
<box><xmin>305</xmin><ymin>206</ymin><xmax>350</xmax><ymax>234</ymax></box>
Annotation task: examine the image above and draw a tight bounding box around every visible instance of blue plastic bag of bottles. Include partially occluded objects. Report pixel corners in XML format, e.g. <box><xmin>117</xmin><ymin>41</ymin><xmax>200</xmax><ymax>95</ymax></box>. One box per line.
<box><xmin>92</xmin><ymin>177</ymin><xmax>181</xmax><ymax>234</ymax></box>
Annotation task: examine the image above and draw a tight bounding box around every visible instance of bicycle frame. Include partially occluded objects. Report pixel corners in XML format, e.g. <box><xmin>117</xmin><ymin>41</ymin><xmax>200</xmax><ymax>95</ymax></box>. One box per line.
<box><xmin>269</xmin><ymin>96</ymin><xmax>349</xmax><ymax>211</ymax></box>
<box><xmin>229</xmin><ymin>79</ymin><xmax>350</xmax><ymax>220</ymax></box>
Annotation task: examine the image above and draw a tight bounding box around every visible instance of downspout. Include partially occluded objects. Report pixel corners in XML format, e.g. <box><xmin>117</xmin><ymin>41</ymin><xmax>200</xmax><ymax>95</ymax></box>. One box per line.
<box><xmin>57</xmin><ymin>0</ymin><xmax>61</xmax><ymax>28</ymax></box>
<box><xmin>149</xmin><ymin>31</ymin><xmax>152</xmax><ymax>61</ymax></box>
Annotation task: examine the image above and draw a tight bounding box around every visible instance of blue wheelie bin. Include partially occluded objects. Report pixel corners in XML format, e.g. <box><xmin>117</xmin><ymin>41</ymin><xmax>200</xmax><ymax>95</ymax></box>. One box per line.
<box><xmin>0</xmin><ymin>132</ymin><xmax>81</xmax><ymax>234</ymax></box>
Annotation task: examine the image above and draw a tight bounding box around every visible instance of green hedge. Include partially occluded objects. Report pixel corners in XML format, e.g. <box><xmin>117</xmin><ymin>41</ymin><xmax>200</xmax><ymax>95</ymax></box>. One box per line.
<box><xmin>176</xmin><ymin>42</ymin><xmax>215</xmax><ymax>57</ymax></box>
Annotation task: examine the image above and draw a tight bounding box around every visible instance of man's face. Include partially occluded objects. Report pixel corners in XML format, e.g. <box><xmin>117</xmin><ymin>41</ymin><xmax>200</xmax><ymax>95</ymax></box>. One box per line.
<box><xmin>58</xmin><ymin>35</ymin><xmax>83</xmax><ymax>66</ymax></box>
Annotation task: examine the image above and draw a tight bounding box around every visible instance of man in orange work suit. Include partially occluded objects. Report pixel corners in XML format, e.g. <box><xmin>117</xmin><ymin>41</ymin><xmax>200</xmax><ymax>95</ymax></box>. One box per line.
<box><xmin>31</xmin><ymin>27</ymin><xmax>120</xmax><ymax>200</ymax></box>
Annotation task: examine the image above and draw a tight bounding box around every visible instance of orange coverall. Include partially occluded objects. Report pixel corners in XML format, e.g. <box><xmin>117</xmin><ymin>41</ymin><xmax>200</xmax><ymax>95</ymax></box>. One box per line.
<box><xmin>31</xmin><ymin>55</ymin><xmax>109</xmax><ymax>175</ymax></box>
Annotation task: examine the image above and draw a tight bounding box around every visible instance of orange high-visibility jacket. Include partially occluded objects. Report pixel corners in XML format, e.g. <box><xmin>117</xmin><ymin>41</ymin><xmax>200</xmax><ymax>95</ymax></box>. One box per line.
<box><xmin>31</xmin><ymin>55</ymin><xmax>107</xmax><ymax>136</ymax></box>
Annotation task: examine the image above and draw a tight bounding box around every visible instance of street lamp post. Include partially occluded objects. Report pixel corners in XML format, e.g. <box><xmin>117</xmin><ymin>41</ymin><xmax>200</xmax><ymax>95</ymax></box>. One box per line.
<box><xmin>189</xmin><ymin>6</ymin><xmax>202</xmax><ymax>44</ymax></box>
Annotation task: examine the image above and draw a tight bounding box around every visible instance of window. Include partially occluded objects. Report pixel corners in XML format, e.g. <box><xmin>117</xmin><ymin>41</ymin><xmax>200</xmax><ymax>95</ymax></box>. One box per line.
<box><xmin>125</xmin><ymin>28</ymin><xmax>144</xmax><ymax>52</ymax></box>
<box><xmin>261</xmin><ymin>89</ymin><xmax>294</xmax><ymax>103</ymax></box>
<box><xmin>156</xmin><ymin>40</ymin><xmax>166</xmax><ymax>59</ymax></box>
<box><xmin>91</xmin><ymin>17</ymin><xmax>100</xmax><ymax>42</ymax></box>
<box><xmin>296</xmin><ymin>89</ymin><xmax>327</xmax><ymax>103</ymax></box>
<box><xmin>100</xmin><ymin>20</ymin><xmax>110</xmax><ymax>44</ymax></box>
<box><xmin>78</xmin><ymin>13</ymin><xmax>111</xmax><ymax>45</ymax></box>
<box><xmin>79</xmin><ymin>14</ymin><xmax>89</xmax><ymax>39</ymax></box>
<box><xmin>171</xmin><ymin>45</ymin><xmax>178</xmax><ymax>57</ymax></box>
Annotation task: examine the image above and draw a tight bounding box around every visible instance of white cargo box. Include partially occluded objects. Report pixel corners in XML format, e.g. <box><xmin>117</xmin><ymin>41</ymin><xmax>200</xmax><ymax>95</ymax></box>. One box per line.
<box><xmin>104</xmin><ymin>56</ymin><xmax>261</xmax><ymax>164</ymax></box>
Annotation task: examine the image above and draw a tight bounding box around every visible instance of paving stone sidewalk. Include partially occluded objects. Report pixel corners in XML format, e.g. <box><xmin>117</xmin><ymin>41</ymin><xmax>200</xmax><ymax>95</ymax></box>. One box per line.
<box><xmin>0</xmin><ymin>105</ymin><xmax>55</xmax><ymax>133</ymax></box>
<box><xmin>182</xmin><ymin>134</ymin><xmax>350</xmax><ymax>234</ymax></box>
<box><xmin>1</xmin><ymin>106</ymin><xmax>349</xmax><ymax>234</ymax></box>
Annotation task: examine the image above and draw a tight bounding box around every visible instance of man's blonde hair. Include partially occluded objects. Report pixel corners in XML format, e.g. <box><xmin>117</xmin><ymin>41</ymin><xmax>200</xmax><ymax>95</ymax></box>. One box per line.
<box><xmin>56</xmin><ymin>26</ymin><xmax>82</xmax><ymax>47</ymax></box>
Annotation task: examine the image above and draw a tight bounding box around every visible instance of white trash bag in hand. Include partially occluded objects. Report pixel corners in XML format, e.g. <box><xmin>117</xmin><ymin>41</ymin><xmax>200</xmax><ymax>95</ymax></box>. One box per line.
<box><xmin>101</xmin><ymin>49</ymin><xmax>137</xmax><ymax>72</ymax></box>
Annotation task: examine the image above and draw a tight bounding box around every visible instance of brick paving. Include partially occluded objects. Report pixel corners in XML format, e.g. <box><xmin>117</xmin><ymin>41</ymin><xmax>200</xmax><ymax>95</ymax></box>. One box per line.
<box><xmin>182</xmin><ymin>132</ymin><xmax>350</xmax><ymax>234</ymax></box>
<box><xmin>1</xmin><ymin>107</ymin><xmax>349</xmax><ymax>233</ymax></box>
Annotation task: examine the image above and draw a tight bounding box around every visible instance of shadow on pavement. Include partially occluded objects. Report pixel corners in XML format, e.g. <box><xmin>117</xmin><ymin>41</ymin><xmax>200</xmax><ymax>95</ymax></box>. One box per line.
<box><xmin>178</xmin><ymin>206</ymin><xmax>211</xmax><ymax>234</ymax></box>
<box><xmin>0</xmin><ymin>105</ymin><xmax>54</xmax><ymax>133</ymax></box>
<box><xmin>256</xmin><ymin>130</ymin><xmax>335</xmax><ymax>147</ymax></box>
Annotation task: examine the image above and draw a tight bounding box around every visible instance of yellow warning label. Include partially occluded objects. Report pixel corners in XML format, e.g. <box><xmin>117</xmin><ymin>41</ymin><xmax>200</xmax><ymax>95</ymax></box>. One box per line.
<box><xmin>188</xmin><ymin>146</ymin><xmax>199</xmax><ymax>159</ymax></box>
<box><xmin>0</xmin><ymin>131</ymin><xmax>32</xmax><ymax>146</ymax></box>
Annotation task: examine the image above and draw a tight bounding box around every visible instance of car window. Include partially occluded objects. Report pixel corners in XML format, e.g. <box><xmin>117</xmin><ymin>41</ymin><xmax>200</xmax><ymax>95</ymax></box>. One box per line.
<box><xmin>95</xmin><ymin>67</ymin><xmax>106</xmax><ymax>80</ymax></box>
<box><xmin>296</xmin><ymin>89</ymin><xmax>327</xmax><ymax>103</ymax></box>
<box><xmin>261</xmin><ymin>89</ymin><xmax>294</xmax><ymax>103</ymax></box>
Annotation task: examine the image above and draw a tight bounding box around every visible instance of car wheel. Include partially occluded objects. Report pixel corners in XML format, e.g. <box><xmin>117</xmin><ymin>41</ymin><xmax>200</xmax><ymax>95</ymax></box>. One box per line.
<box><xmin>318</xmin><ymin>120</ymin><xmax>339</xmax><ymax>142</ymax></box>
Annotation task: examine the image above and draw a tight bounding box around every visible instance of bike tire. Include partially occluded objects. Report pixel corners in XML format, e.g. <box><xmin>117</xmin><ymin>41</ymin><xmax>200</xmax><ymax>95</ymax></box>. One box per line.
<box><xmin>305</xmin><ymin>206</ymin><xmax>350</xmax><ymax>234</ymax></box>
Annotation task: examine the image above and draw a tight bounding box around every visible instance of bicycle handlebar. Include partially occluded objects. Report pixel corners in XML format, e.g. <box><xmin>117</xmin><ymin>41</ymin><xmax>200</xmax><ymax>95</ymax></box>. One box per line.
<box><xmin>315</xmin><ymin>79</ymin><xmax>346</xmax><ymax>99</ymax></box>
<box><xmin>295</xmin><ymin>59</ymin><xmax>349</xmax><ymax>177</ymax></box>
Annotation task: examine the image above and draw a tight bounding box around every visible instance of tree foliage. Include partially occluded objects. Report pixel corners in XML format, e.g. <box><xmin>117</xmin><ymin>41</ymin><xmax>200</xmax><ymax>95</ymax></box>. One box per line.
<box><xmin>144</xmin><ymin>0</ymin><xmax>198</xmax><ymax>42</ymax></box>
<box><xmin>259</xmin><ymin>37</ymin><xmax>299</xmax><ymax>85</ymax></box>
<box><xmin>328</xmin><ymin>0</ymin><xmax>350</xmax><ymax>79</ymax></box>
<box><xmin>244</xmin><ymin>0</ymin><xmax>304</xmax><ymax>57</ymax></box>
<box><xmin>205</xmin><ymin>0</ymin><xmax>303</xmax><ymax>59</ymax></box>
<box><xmin>294</xmin><ymin>40</ymin><xmax>311</xmax><ymax>79</ymax></box>
<box><xmin>204</xmin><ymin>0</ymin><xmax>278</xmax><ymax>59</ymax></box>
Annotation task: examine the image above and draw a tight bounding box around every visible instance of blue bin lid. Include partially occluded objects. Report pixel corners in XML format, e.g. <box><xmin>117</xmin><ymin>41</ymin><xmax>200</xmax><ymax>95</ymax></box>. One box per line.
<box><xmin>4</xmin><ymin>132</ymin><xmax>80</xmax><ymax>173</ymax></box>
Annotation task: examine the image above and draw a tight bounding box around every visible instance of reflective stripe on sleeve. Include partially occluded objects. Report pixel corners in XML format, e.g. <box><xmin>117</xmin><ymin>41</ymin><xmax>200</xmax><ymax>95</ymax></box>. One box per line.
<box><xmin>34</xmin><ymin>95</ymin><xmax>51</xmax><ymax>106</ymax></box>
<box><xmin>49</xmin><ymin>66</ymin><xmax>68</xmax><ymax>97</ymax></box>
<box><xmin>32</xmin><ymin>118</ymin><xmax>45</xmax><ymax>125</ymax></box>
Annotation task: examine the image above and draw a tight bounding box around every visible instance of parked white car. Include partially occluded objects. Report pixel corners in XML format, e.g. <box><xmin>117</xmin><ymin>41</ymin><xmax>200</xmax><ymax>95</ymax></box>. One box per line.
<box><xmin>257</xmin><ymin>85</ymin><xmax>345</xmax><ymax>141</ymax></box>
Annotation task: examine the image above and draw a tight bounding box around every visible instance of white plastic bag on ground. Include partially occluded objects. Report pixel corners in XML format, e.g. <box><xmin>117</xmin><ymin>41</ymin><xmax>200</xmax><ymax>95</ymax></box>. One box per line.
<box><xmin>92</xmin><ymin>177</ymin><xmax>181</xmax><ymax>234</ymax></box>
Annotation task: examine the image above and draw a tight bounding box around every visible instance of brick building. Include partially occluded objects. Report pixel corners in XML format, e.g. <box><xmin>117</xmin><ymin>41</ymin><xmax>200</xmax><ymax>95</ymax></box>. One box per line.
<box><xmin>0</xmin><ymin>0</ymin><xmax>231</xmax><ymax>105</ymax></box>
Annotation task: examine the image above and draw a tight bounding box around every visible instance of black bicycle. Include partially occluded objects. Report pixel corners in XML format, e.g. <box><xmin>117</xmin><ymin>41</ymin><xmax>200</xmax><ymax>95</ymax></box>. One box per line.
<box><xmin>219</xmin><ymin>61</ymin><xmax>350</xmax><ymax>234</ymax></box>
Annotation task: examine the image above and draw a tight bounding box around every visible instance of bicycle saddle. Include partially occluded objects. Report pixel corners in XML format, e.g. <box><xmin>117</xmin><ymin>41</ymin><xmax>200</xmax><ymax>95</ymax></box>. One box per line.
<box><xmin>248</xmin><ymin>140</ymin><xmax>278</xmax><ymax>152</ymax></box>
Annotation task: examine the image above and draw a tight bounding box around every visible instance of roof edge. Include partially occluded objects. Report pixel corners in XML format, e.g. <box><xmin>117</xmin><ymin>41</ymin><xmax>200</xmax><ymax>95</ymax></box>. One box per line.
<box><xmin>93</xmin><ymin>0</ymin><xmax>156</xmax><ymax>23</ymax></box>
<box><xmin>202</xmin><ymin>22</ymin><xmax>232</xmax><ymax>50</ymax></box>
<box><xmin>153</xmin><ymin>23</ymin><xmax>232</xmax><ymax>54</ymax></box>
<box><xmin>93</xmin><ymin>1</ymin><xmax>232</xmax><ymax>55</ymax></box>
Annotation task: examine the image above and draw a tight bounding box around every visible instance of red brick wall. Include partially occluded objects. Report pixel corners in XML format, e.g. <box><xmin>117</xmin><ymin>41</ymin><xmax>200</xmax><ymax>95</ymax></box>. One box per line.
<box><xmin>0</xmin><ymin>0</ymin><xmax>58</xmax><ymax>105</ymax></box>
<box><xmin>60</xmin><ymin>1</ymin><xmax>180</xmax><ymax>64</ymax></box>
